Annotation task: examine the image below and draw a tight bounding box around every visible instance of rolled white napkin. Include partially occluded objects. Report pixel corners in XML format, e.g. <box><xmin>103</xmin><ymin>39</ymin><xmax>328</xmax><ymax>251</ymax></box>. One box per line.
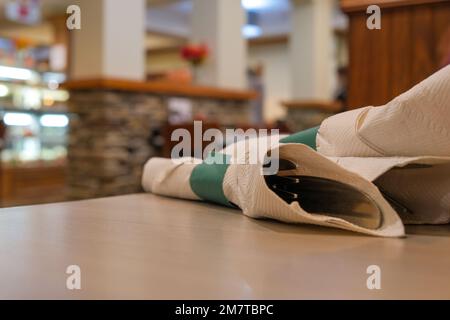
<box><xmin>143</xmin><ymin>138</ymin><xmax>404</xmax><ymax>237</ymax></box>
<box><xmin>142</xmin><ymin>65</ymin><xmax>450</xmax><ymax>236</ymax></box>
<box><xmin>316</xmin><ymin>65</ymin><xmax>450</xmax><ymax>224</ymax></box>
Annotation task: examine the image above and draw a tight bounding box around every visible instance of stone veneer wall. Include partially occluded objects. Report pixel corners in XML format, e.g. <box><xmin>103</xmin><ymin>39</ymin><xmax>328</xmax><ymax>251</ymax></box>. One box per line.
<box><xmin>285</xmin><ymin>108</ymin><xmax>336</xmax><ymax>133</ymax></box>
<box><xmin>67</xmin><ymin>89</ymin><xmax>250</xmax><ymax>200</ymax></box>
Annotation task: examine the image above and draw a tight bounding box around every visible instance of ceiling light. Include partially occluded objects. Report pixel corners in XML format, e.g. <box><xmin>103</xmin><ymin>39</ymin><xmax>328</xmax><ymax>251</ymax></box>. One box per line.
<box><xmin>242</xmin><ymin>0</ymin><xmax>270</xmax><ymax>10</ymax></box>
<box><xmin>242</xmin><ymin>24</ymin><xmax>262</xmax><ymax>38</ymax></box>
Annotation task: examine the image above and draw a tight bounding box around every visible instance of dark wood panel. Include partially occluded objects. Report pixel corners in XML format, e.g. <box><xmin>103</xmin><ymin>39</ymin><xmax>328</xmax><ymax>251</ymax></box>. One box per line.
<box><xmin>0</xmin><ymin>165</ymin><xmax>67</xmax><ymax>207</ymax></box>
<box><xmin>411</xmin><ymin>5</ymin><xmax>435</xmax><ymax>84</ymax></box>
<box><xmin>345</xmin><ymin>0</ymin><xmax>450</xmax><ymax>109</ymax></box>
<box><xmin>433</xmin><ymin>2</ymin><xmax>450</xmax><ymax>68</ymax></box>
<box><xmin>348</xmin><ymin>14</ymin><xmax>373</xmax><ymax>108</ymax></box>
<box><xmin>390</xmin><ymin>7</ymin><xmax>413</xmax><ymax>97</ymax></box>
<box><xmin>370</xmin><ymin>10</ymin><xmax>392</xmax><ymax>105</ymax></box>
<box><xmin>342</xmin><ymin>0</ymin><xmax>449</xmax><ymax>12</ymax></box>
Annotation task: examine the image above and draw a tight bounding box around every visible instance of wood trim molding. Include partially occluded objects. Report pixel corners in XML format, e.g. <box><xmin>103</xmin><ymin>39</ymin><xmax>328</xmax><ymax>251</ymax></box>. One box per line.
<box><xmin>146</xmin><ymin>35</ymin><xmax>290</xmax><ymax>55</ymax></box>
<box><xmin>63</xmin><ymin>78</ymin><xmax>257</xmax><ymax>101</ymax></box>
<box><xmin>341</xmin><ymin>0</ymin><xmax>448</xmax><ymax>12</ymax></box>
<box><xmin>248</xmin><ymin>35</ymin><xmax>289</xmax><ymax>46</ymax></box>
<box><xmin>147</xmin><ymin>45</ymin><xmax>184</xmax><ymax>55</ymax></box>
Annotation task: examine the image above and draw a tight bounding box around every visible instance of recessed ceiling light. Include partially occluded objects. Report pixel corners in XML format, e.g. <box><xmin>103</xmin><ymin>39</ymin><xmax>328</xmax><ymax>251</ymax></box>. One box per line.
<box><xmin>242</xmin><ymin>24</ymin><xmax>262</xmax><ymax>38</ymax></box>
<box><xmin>241</xmin><ymin>0</ymin><xmax>270</xmax><ymax>10</ymax></box>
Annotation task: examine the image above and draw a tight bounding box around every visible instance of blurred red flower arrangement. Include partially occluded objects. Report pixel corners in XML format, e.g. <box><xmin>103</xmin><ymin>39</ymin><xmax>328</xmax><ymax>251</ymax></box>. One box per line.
<box><xmin>180</xmin><ymin>43</ymin><xmax>209</xmax><ymax>66</ymax></box>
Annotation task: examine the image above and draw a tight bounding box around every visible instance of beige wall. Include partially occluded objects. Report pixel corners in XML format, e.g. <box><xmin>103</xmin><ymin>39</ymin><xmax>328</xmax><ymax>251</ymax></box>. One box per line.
<box><xmin>146</xmin><ymin>51</ymin><xmax>188</xmax><ymax>73</ymax></box>
<box><xmin>0</xmin><ymin>22</ymin><xmax>55</xmax><ymax>45</ymax></box>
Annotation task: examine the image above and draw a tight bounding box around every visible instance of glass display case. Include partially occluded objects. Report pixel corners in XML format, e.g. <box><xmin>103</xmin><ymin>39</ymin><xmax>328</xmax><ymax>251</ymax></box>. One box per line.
<box><xmin>1</xmin><ymin>111</ymin><xmax>68</xmax><ymax>164</ymax></box>
<box><xmin>0</xmin><ymin>24</ymin><xmax>70</xmax><ymax>206</ymax></box>
<box><xmin>0</xmin><ymin>67</ymin><xmax>69</xmax><ymax>166</ymax></box>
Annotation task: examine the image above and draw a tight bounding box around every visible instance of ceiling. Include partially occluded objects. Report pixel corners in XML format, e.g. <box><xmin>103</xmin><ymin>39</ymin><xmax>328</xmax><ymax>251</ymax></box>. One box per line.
<box><xmin>146</xmin><ymin>0</ymin><xmax>293</xmax><ymax>39</ymax></box>
<box><xmin>0</xmin><ymin>0</ymin><xmax>74</xmax><ymax>18</ymax></box>
<box><xmin>0</xmin><ymin>0</ymin><xmax>294</xmax><ymax>44</ymax></box>
<box><xmin>0</xmin><ymin>0</ymin><xmax>347</xmax><ymax>49</ymax></box>
<box><xmin>146</xmin><ymin>0</ymin><xmax>347</xmax><ymax>40</ymax></box>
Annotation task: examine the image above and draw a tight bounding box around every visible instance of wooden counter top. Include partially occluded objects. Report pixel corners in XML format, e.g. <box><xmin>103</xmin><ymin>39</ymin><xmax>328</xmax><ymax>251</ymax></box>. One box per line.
<box><xmin>2</xmin><ymin>160</ymin><xmax>66</xmax><ymax>170</ymax></box>
<box><xmin>341</xmin><ymin>0</ymin><xmax>448</xmax><ymax>12</ymax></box>
<box><xmin>282</xmin><ymin>100</ymin><xmax>342</xmax><ymax>113</ymax></box>
<box><xmin>1</xmin><ymin>193</ymin><xmax>450</xmax><ymax>299</ymax></box>
<box><xmin>63</xmin><ymin>78</ymin><xmax>257</xmax><ymax>101</ymax></box>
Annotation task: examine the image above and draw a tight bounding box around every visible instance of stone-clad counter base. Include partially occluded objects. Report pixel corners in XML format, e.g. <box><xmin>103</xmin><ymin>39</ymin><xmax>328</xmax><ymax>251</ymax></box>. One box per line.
<box><xmin>67</xmin><ymin>90</ymin><xmax>251</xmax><ymax>200</ymax></box>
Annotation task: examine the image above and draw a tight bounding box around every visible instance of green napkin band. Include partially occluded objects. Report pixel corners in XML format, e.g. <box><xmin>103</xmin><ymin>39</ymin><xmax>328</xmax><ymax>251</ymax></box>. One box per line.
<box><xmin>279</xmin><ymin>126</ymin><xmax>319</xmax><ymax>150</ymax></box>
<box><xmin>189</xmin><ymin>126</ymin><xmax>319</xmax><ymax>207</ymax></box>
<box><xmin>189</xmin><ymin>152</ymin><xmax>233</xmax><ymax>207</ymax></box>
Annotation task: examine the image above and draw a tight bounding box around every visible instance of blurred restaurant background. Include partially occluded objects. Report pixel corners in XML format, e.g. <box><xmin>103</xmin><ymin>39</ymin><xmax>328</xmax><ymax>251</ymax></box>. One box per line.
<box><xmin>0</xmin><ymin>0</ymin><xmax>448</xmax><ymax>207</ymax></box>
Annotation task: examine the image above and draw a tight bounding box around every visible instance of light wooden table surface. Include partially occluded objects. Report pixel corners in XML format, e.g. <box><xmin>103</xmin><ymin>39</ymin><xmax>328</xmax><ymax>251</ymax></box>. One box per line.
<box><xmin>0</xmin><ymin>193</ymin><xmax>449</xmax><ymax>299</ymax></box>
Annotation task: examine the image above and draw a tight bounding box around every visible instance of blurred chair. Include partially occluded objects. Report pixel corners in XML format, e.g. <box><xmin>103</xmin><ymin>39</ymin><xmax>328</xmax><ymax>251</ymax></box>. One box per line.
<box><xmin>162</xmin><ymin>122</ymin><xmax>221</xmax><ymax>158</ymax></box>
